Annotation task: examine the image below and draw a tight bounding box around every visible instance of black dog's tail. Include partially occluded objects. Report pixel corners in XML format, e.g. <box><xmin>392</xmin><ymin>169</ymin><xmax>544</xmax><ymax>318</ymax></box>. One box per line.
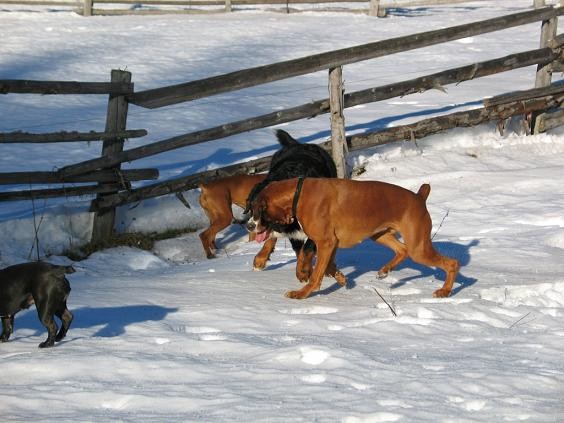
<box><xmin>276</xmin><ymin>129</ymin><xmax>300</xmax><ymax>147</ymax></box>
<box><xmin>48</xmin><ymin>264</ymin><xmax>76</xmax><ymax>278</ymax></box>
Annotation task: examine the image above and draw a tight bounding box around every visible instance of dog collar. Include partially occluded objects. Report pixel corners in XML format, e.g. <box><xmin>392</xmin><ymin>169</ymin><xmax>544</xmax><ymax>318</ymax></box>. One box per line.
<box><xmin>292</xmin><ymin>177</ymin><xmax>305</xmax><ymax>219</ymax></box>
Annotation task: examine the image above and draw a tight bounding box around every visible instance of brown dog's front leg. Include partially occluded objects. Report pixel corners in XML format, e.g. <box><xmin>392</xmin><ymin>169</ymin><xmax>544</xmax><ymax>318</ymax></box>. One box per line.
<box><xmin>253</xmin><ymin>238</ymin><xmax>277</xmax><ymax>270</ymax></box>
<box><xmin>286</xmin><ymin>242</ymin><xmax>335</xmax><ymax>299</ymax></box>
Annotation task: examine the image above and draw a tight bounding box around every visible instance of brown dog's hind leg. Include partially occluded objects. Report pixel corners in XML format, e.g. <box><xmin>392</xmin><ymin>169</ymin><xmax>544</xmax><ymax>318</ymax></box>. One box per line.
<box><xmin>199</xmin><ymin>213</ymin><xmax>232</xmax><ymax>259</ymax></box>
<box><xmin>403</xmin><ymin>217</ymin><xmax>459</xmax><ymax>298</ymax></box>
<box><xmin>253</xmin><ymin>238</ymin><xmax>277</xmax><ymax>270</ymax></box>
<box><xmin>325</xmin><ymin>249</ymin><xmax>346</xmax><ymax>286</ymax></box>
<box><xmin>372</xmin><ymin>230</ymin><xmax>408</xmax><ymax>279</ymax></box>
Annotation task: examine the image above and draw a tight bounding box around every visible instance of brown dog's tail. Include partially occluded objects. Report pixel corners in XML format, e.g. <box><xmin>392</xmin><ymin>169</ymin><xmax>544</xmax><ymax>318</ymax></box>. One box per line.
<box><xmin>417</xmin><ymin>183</ymin><xmax>431</xmax><ymax>201</ymax></box>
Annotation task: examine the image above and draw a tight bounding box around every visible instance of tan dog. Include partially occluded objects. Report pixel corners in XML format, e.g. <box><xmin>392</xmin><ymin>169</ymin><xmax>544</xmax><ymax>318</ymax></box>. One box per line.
<box><xmin>199</xmin><ymin>174</ymin><xmax>266</xmax><ymax>258</ymax></box>
<box><xmin>247</xmin><ymin>178</ymin><xmax>459</xmax><ymax>299</ymax></box>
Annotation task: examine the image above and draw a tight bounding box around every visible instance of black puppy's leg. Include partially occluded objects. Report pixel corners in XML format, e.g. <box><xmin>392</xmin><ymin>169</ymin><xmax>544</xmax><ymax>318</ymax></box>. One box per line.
<box><xmin>1</xmin><ymin>315</ymin><xmax>14</xmax><ymax>342</ymax></box>
<box><xmin>36</xmin><ymin>302</ymin><xmax>58</xmax><ymax>348</ymax></box>
<box><xmin>55</xmin><ymin>308</ymin><xmax>73</xmax><ymax>342</ymax></box>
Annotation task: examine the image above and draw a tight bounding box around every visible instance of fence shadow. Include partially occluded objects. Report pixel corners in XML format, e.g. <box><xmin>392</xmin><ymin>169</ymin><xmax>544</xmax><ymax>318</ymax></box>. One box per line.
<box><xmin>12</xmin><ymin>304</ymin><xmax>178</xmax><ymax>339</ymax></box>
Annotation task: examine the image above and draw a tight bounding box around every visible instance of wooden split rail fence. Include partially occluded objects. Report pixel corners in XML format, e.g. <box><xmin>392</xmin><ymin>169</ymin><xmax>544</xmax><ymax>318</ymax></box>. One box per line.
<box><xmin>0</xmin><ymin>0</ymin><xmax>498</xmax><ymax>17</ymax></box>
<box><xmin>1</xmin><ymin>6</ymin><xmax>563</xmax><ymax>244</ymax></box>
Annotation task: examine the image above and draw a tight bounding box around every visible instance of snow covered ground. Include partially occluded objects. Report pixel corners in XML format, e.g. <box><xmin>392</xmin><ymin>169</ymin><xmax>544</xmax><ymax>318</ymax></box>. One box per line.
<box><xmin>1</xmin><ymin>1</ymin><xmax>564</xmax><ymax>421</ymax></box>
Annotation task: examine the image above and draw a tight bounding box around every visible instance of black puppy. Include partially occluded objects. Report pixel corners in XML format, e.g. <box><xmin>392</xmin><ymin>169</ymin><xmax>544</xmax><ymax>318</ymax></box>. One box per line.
<box><xmin>245</xmin><ymin>129</ymin><xmax>340</xmax><ymax>281</ymax></box>
<box><xmin>0</xmin><ymin>262</ymin><xmax>74</xmax><ymax>348</ymax></box>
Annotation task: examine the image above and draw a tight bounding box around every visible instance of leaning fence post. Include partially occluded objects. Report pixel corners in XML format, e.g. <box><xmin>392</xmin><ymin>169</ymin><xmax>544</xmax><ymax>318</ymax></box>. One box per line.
<box><xmin>328</xmin><ymin>66</ymin><xmax>349</xmax><ymax>179</ymax></box>
<box><xmin>91</xmin><ymin>69</ymin><xmax>131</xmax><ymax>244</ymax></box>
<box><xmin>225</xmin><ymin>0</ymin><xmax>231</xmax><ymax>12</ymax></box>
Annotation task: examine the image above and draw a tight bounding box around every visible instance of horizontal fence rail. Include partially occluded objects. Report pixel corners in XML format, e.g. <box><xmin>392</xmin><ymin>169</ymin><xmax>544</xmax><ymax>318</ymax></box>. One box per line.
<box><xmin>0</xmin><ymin>80</ymin><xmax>133</xmax><ymax>95</ymax></box>
<box><xmin>0</xmin><ymin>130</ymin><xmax>147</xmax><ymax>143</ymax></box>
<box><xmin>0</xmin><ymin>169</ymin><xmax>158</xmax><ymax>185</ymax></box>
<box><xmin>129</xmin><ymin>7</ymin><xmax>564</xmax><ymax>108</ymax></box>
<box><xmin>90</xmin><ymin>82</ymin><xmax>564</xmax><ymax>212</ymax></box>
<box><xmin>57</xmin><ymin>30</ymin><xmax>564</xmax><ymax>178</ymax></box>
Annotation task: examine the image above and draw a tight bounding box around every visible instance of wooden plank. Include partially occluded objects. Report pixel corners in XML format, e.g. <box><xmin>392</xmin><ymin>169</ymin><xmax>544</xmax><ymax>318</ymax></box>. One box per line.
<box><xmin>0</xmin><ymin>184</ymin><xmax>122</xmax><ymax>202</ymax></box>
<box><xmin>0</xmin><ymin>0</ymin><xmax>80</xmax><ymax>5</ymax></box>
<box><xmin>533</xmin><ymin>107</ymin><xmax>564</xmax><ymax>134</ymax></box>
<box><xmin>91</xmin><ymin>156</ymin><xmax>273</xmax><ymax>212</ymax></box>
<box><xmin>484</xmin><ymin>84</ymin><xmax>564</xmax><ymax>107</ymax></box>
<box><xmin>382</xmin><ymin>0</ymin><xmax>489</xmax><ymax>7</ymax></box>
<box><xmin>57</xmin><ymin>46</ymin><xmax>558</xmax><ymax>179</ymax></box>
<box><xmin>129</xmin><ymin>7</ymin><xmax>562</xmax><ymax>109</ymax></box>
<box><xmin>0</xmin><ymin>129</ymin><xmax>147</xmax><ymax>143</ymax></box>
<box><xmin>0</xmin><ymin>169</ymin><xmax>158</xmax><ymax>185</ymax></box>
<box><xmin>91</xmin><ymin>70</ymin><xmax>131</xmax><ymax>243</ymax></box>
<box><xmin>92</xmin><ymin>7</ymin><xmax>225</xmax><ymax>14</ymax></box>
<box><xmin>91</xmin><ymin>0</ymin><xmax>372</xmax><ymax>4</ymax></box>
<box><xmin>348</xmin><ymin>95</ymin><xmax>563</xmax><ymax>151</ymax></box>
<box><xmin>0</xmin><ymin>80</ymin><xmax>133</xmax><ymax>95</ymax></box>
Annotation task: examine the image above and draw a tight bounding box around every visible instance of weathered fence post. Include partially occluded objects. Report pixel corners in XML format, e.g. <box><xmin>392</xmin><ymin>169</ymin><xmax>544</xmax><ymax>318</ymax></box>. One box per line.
<box><xmin>535</xmin><ymin>18</ymin><xmax>557</xmax><ymax>88</ymax></box>
<box><xmin>368</xmin><ymin>0</ymin><xmax>386</xmax><ymax>17</ymax></box>
<box><xmin>83</xmin><ymin>0</ymin><xmax>92</xmax><ymax>16</ymax></box>
<box><xmin>328</xmin><ymin>66</ymin><xmax>348</xmax><ymax>179</ymax></box>
<box><xmin>225</xmin><ymin>0</ymin><xmax>231</xmax><ymax>12</ymax></box>
<box><xmin>533</xmin><ymin>0</ymin><xmax>545</xmax><ymax>8</ymax></box>
<box><xmin>91</xmin><ymin>69</ymin><xmax>131</xmax><ymax>244</ymax></box>
<box><xmin>532</xmin><ymin>6</ymin><xmax>558</xmax><ymax>133</ymax></box>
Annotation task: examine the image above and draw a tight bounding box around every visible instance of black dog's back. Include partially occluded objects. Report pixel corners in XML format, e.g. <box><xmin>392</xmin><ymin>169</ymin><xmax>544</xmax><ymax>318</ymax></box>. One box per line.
<box><xmin>246</xmin><ymin>130</ymin><xmax>337</xmax><ymax>209</ymax></box>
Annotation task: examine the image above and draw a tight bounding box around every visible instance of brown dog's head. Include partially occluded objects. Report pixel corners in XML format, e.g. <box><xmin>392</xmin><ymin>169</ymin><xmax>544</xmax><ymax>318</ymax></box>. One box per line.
<box><xmin>245</xmin><ymin>179</ymin><xmax>299</xmax><ymax>243</ymax></box>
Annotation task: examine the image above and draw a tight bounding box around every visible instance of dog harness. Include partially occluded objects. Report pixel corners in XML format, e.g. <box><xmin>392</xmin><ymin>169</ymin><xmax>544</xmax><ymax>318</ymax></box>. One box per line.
<box><xmin>292</xmin><ymin>177</ymin><xmax>305</xmax><ymax>221</ymax></box>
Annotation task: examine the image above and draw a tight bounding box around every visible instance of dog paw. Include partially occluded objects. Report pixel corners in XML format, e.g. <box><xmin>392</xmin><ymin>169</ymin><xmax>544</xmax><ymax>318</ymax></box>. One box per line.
<box><xmin>333</xmin><ymin>271</ymin><xmax>347</xmax><ymax>286</ymax></box>
<box><xmin>253</xmin><ymin>260</ymin><xmax>267</xmax><ymax>271</ymax></box>
<box><xmin>38</xmin><ymin>340</ymin><xmax>55</xmax><ymax>348</ymax></box>
<box><xmin>296</xmin><ymin>270</ymin><xmax>311</xmax><ymax>284</ymax></box>
<box><xmin>377</xmin><ymin>269</ymin><xmax>389</xmax><ymax>279</ymax></box>
<box><xmin>285</xmin><ymin>290</ymin><xmax>308</xmax><ymax>300</ymax></box>
<box><xmin>432</xmin><ymin>288</ymin><xmax>451</xmax><ymax>298</ymax></box>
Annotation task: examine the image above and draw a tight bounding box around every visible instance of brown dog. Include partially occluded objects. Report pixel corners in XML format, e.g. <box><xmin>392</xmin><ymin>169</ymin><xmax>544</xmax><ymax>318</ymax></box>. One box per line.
<box><xmin>198</xmin><ymin>174</ymin><xmax>266</xmax><ymax>258</ymax></box>
<box><xmin>247</xmin><ymin>178</ymin><xmax>459</xmax><ymax>299</ymax></box>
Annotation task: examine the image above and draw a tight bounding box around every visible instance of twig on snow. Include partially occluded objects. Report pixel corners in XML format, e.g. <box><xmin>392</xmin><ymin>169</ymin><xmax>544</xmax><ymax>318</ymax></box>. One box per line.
<box><xmin>372</xmin><ymin>287</ymin><xmax>397</xmax><ymax>317</ymax></box>
<box><xmin>431</xmin><ymin>209</ymin><xmax>450</xmax><ymax>241</ymax></box>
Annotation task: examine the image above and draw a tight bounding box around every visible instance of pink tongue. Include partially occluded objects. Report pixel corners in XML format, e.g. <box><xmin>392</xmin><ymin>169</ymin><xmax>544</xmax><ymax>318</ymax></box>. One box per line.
<box><xmin>255</xmin><ymin>230</ymin><xmax>270</xmax><ymax>243</ymax></box>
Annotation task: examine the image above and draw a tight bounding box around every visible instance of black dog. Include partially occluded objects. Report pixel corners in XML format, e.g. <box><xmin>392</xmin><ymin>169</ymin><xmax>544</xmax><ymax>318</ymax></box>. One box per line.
<box><xmin>0</xmin><ymin>262</ymin><xmax>74</xmax><ymax>348</ymax></box>
<box><xmin>245</xmin><ymin>129</ymin><xmax>341</xmax><ymax>282</ymax></box>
